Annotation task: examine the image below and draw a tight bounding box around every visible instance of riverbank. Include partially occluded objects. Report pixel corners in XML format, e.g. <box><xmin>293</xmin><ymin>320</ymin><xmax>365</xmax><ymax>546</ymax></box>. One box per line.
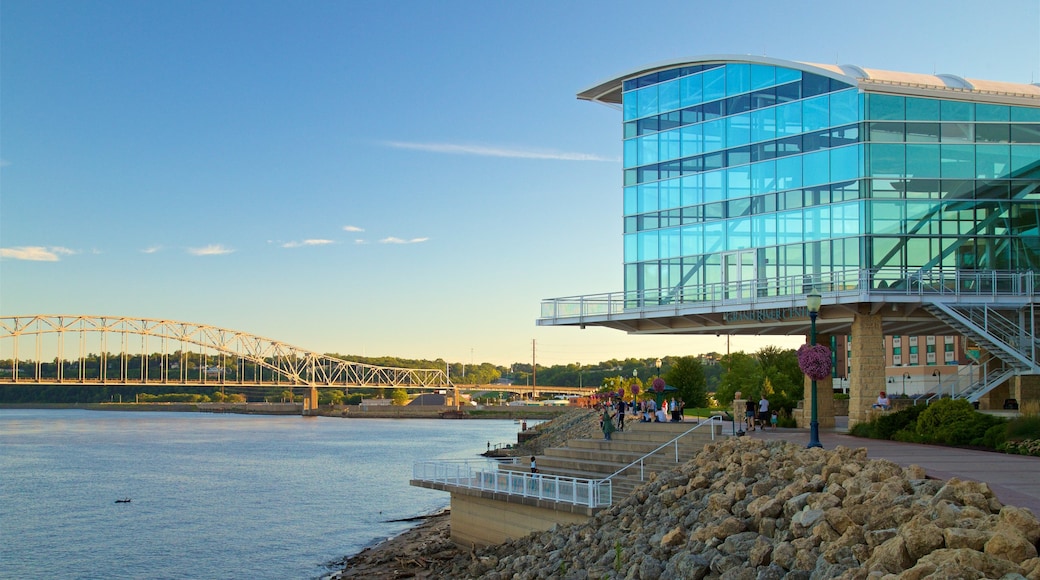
<box><xmin>325</xmin><ymin>510</ymin><xmax>457</xmax><ymax>579</ymax></box>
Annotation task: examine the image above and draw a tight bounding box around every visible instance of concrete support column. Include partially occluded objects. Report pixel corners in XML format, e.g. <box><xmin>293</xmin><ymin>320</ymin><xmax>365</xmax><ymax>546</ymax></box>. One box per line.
<box><xmin>800</xmin><ymin>333</ymin><xmax>835</xmax><ymax>428</ymax></box>
<box><xmin>305</xmin><ymin>385</ymin><xmax>319</xmax><ymax>413</ymax></box>
<box><xmin>849</xmin><ymin>313</ymin><xmax>885</xmax><ymax>428</ymax></box>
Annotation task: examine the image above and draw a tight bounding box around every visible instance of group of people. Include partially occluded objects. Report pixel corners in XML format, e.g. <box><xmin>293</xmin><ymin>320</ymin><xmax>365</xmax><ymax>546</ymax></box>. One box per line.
<box><xmin>743</xmin><ymin>395</ymin><xmax>778</xmax><ymax>431</ymax></box>
<box><xmin>598</xmin><ymin>397</ymin><xmax>687</xmax><ymax>441</ymax></box>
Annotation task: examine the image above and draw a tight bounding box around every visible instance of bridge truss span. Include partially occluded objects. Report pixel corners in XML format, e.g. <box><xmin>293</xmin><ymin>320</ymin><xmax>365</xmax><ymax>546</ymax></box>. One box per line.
<box><xmin>0</xmin><ymin>315</ymin><xmax>448</xmax><ymax>389</ymax></box>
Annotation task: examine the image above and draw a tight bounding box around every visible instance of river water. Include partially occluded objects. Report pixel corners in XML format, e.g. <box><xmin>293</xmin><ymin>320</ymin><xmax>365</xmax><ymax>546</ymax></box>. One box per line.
<box><xmin>0</xmin><ymin>409</ymin><xmax>520</xmax><ymax>579</ymax></box>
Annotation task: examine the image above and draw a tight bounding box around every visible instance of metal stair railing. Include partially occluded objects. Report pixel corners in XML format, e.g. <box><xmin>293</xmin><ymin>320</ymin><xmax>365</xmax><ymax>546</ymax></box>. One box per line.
<box><xmin>926</xmin><ymin>303</ymin><xmax>1040</xmax><ymax>373</ymax></box>
<box><xmin>603</xmin><ymin>416</ymin><xmax>722</xmax><ymax>485</ymax></box>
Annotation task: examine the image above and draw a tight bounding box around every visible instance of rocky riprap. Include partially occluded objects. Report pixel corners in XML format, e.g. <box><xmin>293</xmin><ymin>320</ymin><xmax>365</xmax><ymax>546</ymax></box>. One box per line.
<box><xmin>438</xmin><ymin>437</ymin><xmax>1040</xmax><ymax>579</ymax></box>
<box><xmin>511</xmin><ymin>409</ymin><xmax>602</xmax><ymax>456</ymax></box>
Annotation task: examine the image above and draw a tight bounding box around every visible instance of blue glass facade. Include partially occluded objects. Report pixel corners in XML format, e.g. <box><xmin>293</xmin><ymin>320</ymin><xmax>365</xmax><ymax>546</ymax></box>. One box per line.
<box><xmin>619</xmin><ymin>61</ymin><xmax>1040</xmax><ymax>302</ymax></box>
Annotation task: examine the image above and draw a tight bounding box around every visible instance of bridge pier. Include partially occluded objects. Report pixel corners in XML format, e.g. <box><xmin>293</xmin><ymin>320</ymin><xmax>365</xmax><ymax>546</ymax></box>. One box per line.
<box><xmin>303</xmin><ymin>385</ymin><xmax>319</xmax><ymax>415</ymax></box>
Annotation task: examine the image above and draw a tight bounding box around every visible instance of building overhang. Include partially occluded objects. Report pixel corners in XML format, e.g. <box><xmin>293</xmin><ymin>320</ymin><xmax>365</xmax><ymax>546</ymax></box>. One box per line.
<box><xmin>579</xmin><ymin>54</ymin><xmax>1040</xmax><ymax>108</ymax></box>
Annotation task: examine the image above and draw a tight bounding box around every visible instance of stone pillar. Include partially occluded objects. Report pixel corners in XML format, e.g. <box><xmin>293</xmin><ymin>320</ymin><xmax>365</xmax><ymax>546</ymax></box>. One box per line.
<box><xmin>800</xmin><ymin>333</ymin><xmax>835</xmax><ymax>428</ymax></box>
<box><xmin>849</xmin><ymin>313</ymin><xmax>885</xmax><ymax>428</ymax></box>
<box><xmin>305</xmin><ymin>385</ymin><xmax>319</xmax><ymax>414</ymax></box>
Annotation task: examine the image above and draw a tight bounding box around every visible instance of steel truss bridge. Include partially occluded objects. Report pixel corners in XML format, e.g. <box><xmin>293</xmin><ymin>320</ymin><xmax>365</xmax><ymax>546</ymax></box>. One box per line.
<box><xmin>0</xmin><ymin>315</ymin><xmax>449</xmax><ymax>396</ymax></box>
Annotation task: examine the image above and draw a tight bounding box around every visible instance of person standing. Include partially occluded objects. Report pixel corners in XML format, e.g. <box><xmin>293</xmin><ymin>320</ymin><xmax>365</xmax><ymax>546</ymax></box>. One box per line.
<box><xmin>758</xmin><ymin>395</ymin><xmax>770</xmax><ymax>430</ymax></box>
<box><xmin>602</xmin><ymin>407</ymin><xmax>615</xmax><ymax>441</ymax></box>
<box><xmin>745</xmin><ymin>398</ymin><xmax>757</xmax><ymax>431</ymax></box>
<box><xmin>530</xmin><ymin>456</ymin><xmax>537</xmax><ymax>474</ymax></box>
<box><xmin>616</xmin><ymin>399</ymin><xmax>626</xmax><ymax>431</ymax></box>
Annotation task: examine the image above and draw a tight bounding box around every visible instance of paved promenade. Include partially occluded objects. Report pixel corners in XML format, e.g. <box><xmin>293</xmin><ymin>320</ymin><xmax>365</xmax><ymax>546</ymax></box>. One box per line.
<box><xmin>733</xmin><ymin>419</ymin><xmax>1040</xmax><ymax>516</ymax></box>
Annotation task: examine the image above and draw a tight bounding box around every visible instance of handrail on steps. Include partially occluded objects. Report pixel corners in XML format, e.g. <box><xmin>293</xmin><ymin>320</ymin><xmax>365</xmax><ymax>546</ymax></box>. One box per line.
<box><xmin>605</xmin><ymin>415</ymin><xmax>723</xmax><ymax>483</ymax></box>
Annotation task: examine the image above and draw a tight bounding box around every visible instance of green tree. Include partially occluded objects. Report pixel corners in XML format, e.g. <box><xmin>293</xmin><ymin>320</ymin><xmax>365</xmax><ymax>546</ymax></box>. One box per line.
<box><xmin>756</xmin><ymin>346</ymin><xmax>802</xmax><ymax>412</ymax></box>
<box><xmin>324</xmin><ymin>389</ymin><xmax>346</xmax><ymax>405</ymax></box>
<box><xmin>390</xmin><ymin>388</ymin><xmax>409</xmax><ymax>406</ymax></box>
<box><xmin>716</xmin><ymin>351</ymin><xmax>763</xmax><ymax>405</ymax></box>
<box><xmin>281</xmin><ymin>389</ymin><xmax>295</xmax><ymax>403</ymax></box>
<box><xmin>664</xmin><ymin>356</ymin><xmax>707</xmax><ymax>408</ymax></box>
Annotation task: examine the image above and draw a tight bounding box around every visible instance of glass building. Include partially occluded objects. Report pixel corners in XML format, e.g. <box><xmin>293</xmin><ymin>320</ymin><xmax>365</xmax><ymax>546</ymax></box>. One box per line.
<box><xmin>539</xmin><ymin>56</ymin><xmax>1040</xmax><ymax>424</ymax></box>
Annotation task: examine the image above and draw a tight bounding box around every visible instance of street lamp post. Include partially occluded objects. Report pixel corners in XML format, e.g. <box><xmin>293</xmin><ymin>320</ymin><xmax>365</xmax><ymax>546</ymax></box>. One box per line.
<box><xmin>806</xmin><ymin>293</ymin><xmax>823</xmax><ymax>449</ymax></box>
<box><xmin>902</xmin><ymin>372</ymin><xmax>911</xmax><ymax>397</ymax></box>
<box><xmin>933</xmin><ymin>369</ymin><xmax>944</xmax><ymax>397</ymax></box>
<box><xmin>655</xmin><ymin>358</ymin><xmax>662</xmax><ymax>377</ymax></box>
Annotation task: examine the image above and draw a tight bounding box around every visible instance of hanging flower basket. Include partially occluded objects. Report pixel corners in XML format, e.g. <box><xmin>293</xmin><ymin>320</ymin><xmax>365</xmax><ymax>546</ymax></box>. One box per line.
<box><xmin>797</xmin><ymin>343</ymin><xmax>832</xmax><ymax>381</ymax></box>
<box><xmin>630</xmin><ymin>383</ymin><xmax>640</xmax><ymax>397</ymax></box>
<box><xmin>652</xmin><ymin>377</ymin><xmax>666</xmax><ymax>393</ymax></box>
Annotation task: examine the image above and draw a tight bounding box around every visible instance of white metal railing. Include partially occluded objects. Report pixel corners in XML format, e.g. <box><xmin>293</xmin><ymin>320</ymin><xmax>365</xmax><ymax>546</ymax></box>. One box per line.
<box><xmin>538</xmin><ymin>269</ymin><xmax>1039</xmax><ymax>323</ymax></box>
<box><xmin>604</xmin><ymin>415</ymin><xmax>722</xmax><ymax>483</ymax></box>
<box><xmin>412</xmin><ymin>458</ymin><xmax>612</xmax><ymax>508</ymax></box>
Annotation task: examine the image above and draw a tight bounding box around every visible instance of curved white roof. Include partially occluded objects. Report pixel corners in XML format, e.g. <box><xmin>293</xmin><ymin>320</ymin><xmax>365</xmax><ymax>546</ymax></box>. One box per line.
<box><xmin>578</xmin><ymin>54</ymin><xmax>1040</xmax><ymax>106</ymax></box>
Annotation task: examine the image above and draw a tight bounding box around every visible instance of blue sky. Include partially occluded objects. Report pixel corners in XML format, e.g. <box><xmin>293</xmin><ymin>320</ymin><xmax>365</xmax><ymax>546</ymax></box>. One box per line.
<box><xmin>2</xmin><ymin>0</ymin><xmax>1039</xmax><ymax>366</ymax></box>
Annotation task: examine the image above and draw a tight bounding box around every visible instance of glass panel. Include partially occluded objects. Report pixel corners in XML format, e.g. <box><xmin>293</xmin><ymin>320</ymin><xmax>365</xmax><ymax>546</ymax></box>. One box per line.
<box><xmin>680</xmin><ymin>124</ymin><xmax>702</xmax><ymax>157</ymax></box>
<box><xmin>681</xmin><ymin>225</ymin><xmax>703</xmax><ymax>255</ymax></box>
<box><xmin>751</xmin><ymin>160</ymin><xmax>776</xmax><ymax>194</ymax></box>
<box><xmin>831</xmin><ymin>144</ymin><xmax>861</xmax><ymax>183</ymax></box>
<box><xmin>727</xmin><ymin>166</ymin><xmax>751</xmax><ymax>199</ymax></box>
<box><xmin>727</xmin><ymin>218</ymin><xmax>752</xmax><ymax>249</ymax></box>
<box><xmin>802</xmin><ymin>95</ymin><xmax>830</xmax><ymax>132</ymax></box>
<box><xmin>726</xmin><ymin>64</ymin><xmax>750</xmax><ymax>96</ymax></box>
<box><xmin>660</xmin><ymin>228</ymin><xmax>680</xmax><ymax>259</ymax></box>
<box><xmin>702</xmin><ymin>67</ymin><xmax>726</xmax><ymax>102</ymax></box>
<box><xmin>752</xmin><ymin>214</ymin><xmax>776</xmax><ymax>246</ymax></box>
<box><xmin>775</xmin><ymin>81</ymin><xmax>801</xmax><ymax>103</ymax></box>
<box><xmin>870</xmin><ymin>201</ymin><xmax>904</xmax><ymax>234</ymax></box>
<box><xmin>801</xmin><ymin>73</ymin><xmax>831</xmax><ymax>98</ymax></box>
<box><xmin>660</xmin><ymin>178</ymin><xmax>682</xmax><ymax>210</ymax></box>
<box><xmin>1011</xmin><ymin>107</ymin><xmax>1040</xmax><ymax>122</ymax></box>
<box><xmin>776</xmin><ymin>101</ymin><xmax>802</xmax><ymax>136</ymax></box>
<box><xmin>941</xmin><ymin>123</ymin><xmax>974</xmax><ymax>143</ymax></box>
<box><xmin>905</xmin><ymin>97</ymin><xmax>940</xmax><ymax>121</ymax></box>
<box><xmin>623</xmin><ymin>95</ymin><xmax>638</xmax><ymax>121</ymax></box>
<box><xmin>1012</xmin><ymin>144</ymin><xmax>1040</xmax><ymax>178</ymax></box>
<box><xmin>638</xmin><ymin>231</ymin><xmax>659</xmax><ymax>260</ymax></box>
<box><xmin>977</xmin><ymin>124</ymin><xmax>1010</xmax><ymax>143</ymax></box>
<box><xmin>940</xmin><ymin>145</ymin><xmax>976</xmax><ymax>179</ymax></box>
<box><xmin>750</xmin><ymin>64</ymin><xmax>775</xmax><ymax>90</ymax></box>
<box><xmin>941</xmin><ymin>100</ymin><xmax>974</xmax><ymax>121</ymax></box>
<box><xmin>680</xmin><ymin>74</ymin><xmax>703</xmax><ymax>107</ymax></box>
<box><xmin>659</xmin><ymin>129</ymin><xmax>681</xmax><ymax>162</ymax></box>
<box><xmin>976</xmin><ymin>145</ymin><xmax>1011</xmax><ymax>179</ymax></box>
<box><xmin>829</xmin><ymin>89</ymin><xmax>859</xmax><ymax>126</ymax></box>
<box><xmin>869</xmin><ymin>144</ymin><xmax>906</xmax><ymax>177</ymax></box>
<box><xmin>776</xmin><ymin>155</ymin><xmax>802</xmax><ymax>190</ymax></box>
<box><xmin>658</xmin><ymin>79</ymin><xmax>680</xmax><ymax>113</ymax></box>
<box><xmin>832</xmin><ymin>201</ymin><xmax>861</xmax><ymax>236</ymax></box>
<box><xmin>681</xmin><ymin>173</ymin><xmax>703</xmax><ymax>206</ymax></box>
<box><xmin>639</xmin><ymin>133</ymin><xmax>659</xmax><ymax>165</ymax></box>
<box><xmin>637</xmin><ymin>85</ymin><xmax>659</xmax><ymax>118</ymax></box>
<box><xmin>803</xmin><ymin>150</ymin><xmax>830</xmax><ymax>187</ymax></box>
<box><xmin>778</xmin><ymin>210</ymin><xmax>804</xmax><ymax>244</ymax></box>
<box><xmin>906</xmin><ymin>122</ymin><xmax>940</xmax><ymax>143</ymax></box>
<box><xmin>704</xmin><ymin>222</ymin><xmax>725</xmax><ymax>253</ymax></box>
<box><xmin>869</xmin><ymin>122</ymin><xmax>905</xmax><ymax>142</ymax></box>
<box><xmin>977</xmin><ymin>104</ymin><xmax>1010</xmax><ymax>122</ymax></box>
<box><xmin>639</xmin><ymin>182</ymin><xmax>659</xmax><ymax>213</ymax></box>
<box><xmin>906</xmin><ymin>144</ymin><xmax>940</xmax><ymax>178</ymax></box>
<box><xmin>704</xmin><ymin>170</ymin><xmax>724</xmax><ymax>203</ymax></box>
<box><xmin>726</xmin><ymin>114</ymin><xmax>751</xmax><ymax>147</ymax></box>
<box><xmin>868</xmin><ymin>94</ymin><xmax>904</xmax><ymax>120</ymax></box>
<box><xmin>702</xmin><ymin>119</ymin><xmax>726</xmax><ymax>152</ymax></box>
<box><xmin>750</xmin><ymin>107</ymin><xmax>776</xmax><ymax>143</ymax></box>
<box><xmin>776</xmin><ymin>66</ymin><xmax>801</xmax><ymax>84</ymax></box>
<box><xmin>1011</xmin><ymin>124</ymin><xmax>1040</xmax><ymax>143</ymax></box>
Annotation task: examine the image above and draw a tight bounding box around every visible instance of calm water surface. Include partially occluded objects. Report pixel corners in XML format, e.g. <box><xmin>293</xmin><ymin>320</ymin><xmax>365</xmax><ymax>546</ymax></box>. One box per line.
<box><xmin>0</xmin><ymin>409</ymin><xmax>521</xmax><ymax>579</ymax></box>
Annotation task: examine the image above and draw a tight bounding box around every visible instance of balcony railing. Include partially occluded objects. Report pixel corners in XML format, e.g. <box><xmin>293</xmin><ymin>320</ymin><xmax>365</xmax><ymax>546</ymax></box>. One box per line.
<box><xmin>412</xmin><ymin>458</ymin><xmax>612</xmax><ymax>508</ymax></box>
<box><xmin>539</xmin><ymin>269</ymin><xmax>1038</xmax><ymax>323</ymax></box>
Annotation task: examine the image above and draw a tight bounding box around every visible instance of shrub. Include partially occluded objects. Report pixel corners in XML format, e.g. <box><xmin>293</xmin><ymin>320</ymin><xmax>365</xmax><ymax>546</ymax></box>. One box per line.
<box><xmin>915</xmin><ymin>399</ymin><xmax>1000</xmax><ymax>446</ymax></box>
<box><xmin>1006</xmin><ymin>415</ymin><xmax>1040</xmax><ymax>442</ymax></box>
<box><xmin>872</xmin><ymin>404</ymin><xmax>926</xmax><ymax>439</ymax></box>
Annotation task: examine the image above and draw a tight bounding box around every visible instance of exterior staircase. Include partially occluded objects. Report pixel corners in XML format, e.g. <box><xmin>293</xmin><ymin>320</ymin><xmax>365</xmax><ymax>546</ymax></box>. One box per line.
<box><xmin>924</xmin><ymin>302</ymin><xmax>1040</xmax><ymax>402</ymax></box>
<box><xmin>499</xmin><ymin>419</ymin><xmax>725</xmax><ymax>502</ymax></box>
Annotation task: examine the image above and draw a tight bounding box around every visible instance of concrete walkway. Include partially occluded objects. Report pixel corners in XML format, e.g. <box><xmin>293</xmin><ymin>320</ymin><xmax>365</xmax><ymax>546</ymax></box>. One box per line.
<box><xmin>729</xmin><ymin>418</ymin><xmax>1040</xmax><ymax>516</ymax></box>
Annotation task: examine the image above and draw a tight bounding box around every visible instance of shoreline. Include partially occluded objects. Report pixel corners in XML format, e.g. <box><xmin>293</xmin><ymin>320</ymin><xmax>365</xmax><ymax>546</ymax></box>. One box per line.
<box><xmin>324</xmin><ymin>509</ymin><xmax>460</xmax><ymax>580</ymax></box>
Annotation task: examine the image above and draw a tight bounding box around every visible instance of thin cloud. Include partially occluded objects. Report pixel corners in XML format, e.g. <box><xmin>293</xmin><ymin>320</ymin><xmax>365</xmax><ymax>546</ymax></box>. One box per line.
<box><xmin>0</xmin><ymin>246</ymin><xmax>76</xmax><ymax>261</ymax></box>
<box><xmin>282</xmin><ymin>239</ymin><xmax>335</xmax><ymax>248</ymax></box>
<box><xmin>354</xmin><ymin>239</ymin><xmax>369</xmax><ymax>245</ymax></box>
<box><xmin>142</xmin><ymin>246</ymin><xmax>162</xmax><ymax>254</ymax></box>
<box><xmin>384</xmin><ymin>141</ymin><xmax>618</xmax><ymax>162</ymax></box>
<box><xmin>0</xmin><ymin>159</ymin><xmax>10</xmax><ymax>168</ymax></box>
<box><xmin>379</xmin><ymin>237</ymin><xmax>430</xmax><ymax>244</ymax></box>
<box><xmin>343</xmin><ymin>225</ymin><xmax>365</xmax><ymax>232</ymax></box>
<box><xmin>187</xmin><ymin>244</ymin><xmax>234</xmax><ymax>256</ymax></box>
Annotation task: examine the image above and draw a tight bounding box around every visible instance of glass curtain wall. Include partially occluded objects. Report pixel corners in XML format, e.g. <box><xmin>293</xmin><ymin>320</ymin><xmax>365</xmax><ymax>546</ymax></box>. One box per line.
<box><xmin>621</xmin><ymin>63</ymin><xmax>863</xmax><ymax>305</ymax></box>
<box><xmin>621</xmin><ymin>62</ymin><xmax>1040</xmax><ymax>305</ymax></box>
